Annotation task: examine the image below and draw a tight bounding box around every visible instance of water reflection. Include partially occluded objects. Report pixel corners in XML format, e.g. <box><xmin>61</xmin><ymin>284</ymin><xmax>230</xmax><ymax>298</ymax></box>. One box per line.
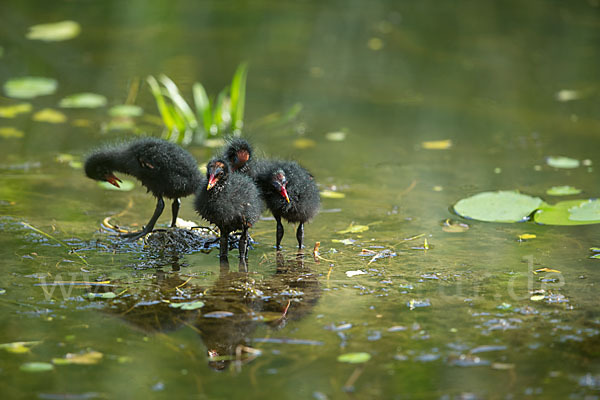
<box><xmin>107</xmin><ymin>251</ymin><xmax>321</xmax><ymax>371</ymax></box>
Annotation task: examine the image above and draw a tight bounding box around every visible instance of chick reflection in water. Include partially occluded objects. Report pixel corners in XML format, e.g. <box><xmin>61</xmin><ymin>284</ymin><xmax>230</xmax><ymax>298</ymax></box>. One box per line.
<box><xmin>105</xmin><ymin>252</ymin><xmax>321</xmax><ymax>371</ymax></box>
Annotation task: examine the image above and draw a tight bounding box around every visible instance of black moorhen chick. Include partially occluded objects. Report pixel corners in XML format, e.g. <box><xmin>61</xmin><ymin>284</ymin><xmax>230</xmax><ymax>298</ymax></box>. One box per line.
<box><xmin>85</xmin><ymin>137</ymin><xmax>201</xmax><ymax>240</ymax></box>
<box><xmin>194</xmin><ymin>158</ymin><xmax>262</xmax><ymax>259</ymax></box>
<box><xmin>222</xmin><ymin>137</ymin><xmax>262</xmax><ymax>178</ymax></box>
<box><xmin>257</xmin><ymin>161</ymin><xmax>320</xmax><ymax>249</ymax></box>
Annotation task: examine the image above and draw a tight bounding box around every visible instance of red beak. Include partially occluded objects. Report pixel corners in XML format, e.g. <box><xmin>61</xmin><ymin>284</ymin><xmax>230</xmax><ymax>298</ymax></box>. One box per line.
<box><xmin>280</xmin><ymin>186</ymin><xmax>290</xmax><ymax>203</ymax></box>
<box><xmin>105</xmin><ymin>174</ymin><xmax>122</xmax><ymax>188</ymax></box>
<box><xmin>207</xmin><ymin>174</ymin><xmax>217</xmax><ymax>190</ymax></box>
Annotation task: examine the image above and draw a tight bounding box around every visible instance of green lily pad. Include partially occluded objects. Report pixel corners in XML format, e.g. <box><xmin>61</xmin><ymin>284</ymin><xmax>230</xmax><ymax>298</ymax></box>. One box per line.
<box><xmin>169</xmin><ymin>301</ymin><xmax>205</xmax><ymax>310</ymax></box>
<box><xmin>59</xmin><ymin>93</ymin><xmax>107</xmax><ymax>108</ymax></box>
<box><xmin>546</xmin><ymin>186</ymin><xmax>581</xmax><ymax>196</ymax></box>
<box><xmin>534</xmin><ymin>200</ymin><xmax>600</xmax><ymax>225</ymax></box>
<box><xmin>20</xmin><ymin>362</ymin><xmax>55</xmax><ymax>372</ymax></box>
<box><xmin>546</xmin><ymin>156</ymin><xmax>580</xmax><ymax>169</ymax></box>
<box><xmin>337</xmin><ymin>352</ymin><xmax>371</xmax><ymax>364</ymax></box>
<box><xmin>33</xmin><ymin>108</ymin><xmax>67</xmax><ymax>124</ymax></box>
<box><xmin>98</xmin><ymin>179</ymin><xmax>135</xmax><ymax>191</ymax></box>
<box><xmin>569</xmin><ymin>199</ymin><xmax>600</xmax><ymax>222</ymax></box>
<box><xmin>86</xmin><ymin>292</ymin><xmax>117</xmax><ymax>299</ymax></box>
<box><xmin>26</xmin><ymin>20</ymin><xmax>81</xmax><ymax>42</ymax></box>
<box><xmin>0</xmin><ymin>341</ymin><xmax>42</xmax><ymax>354</ymax></box>
<box><xmin>337</xmin><ymin>224</ymin><xmax>369</xmax><ymax>234</ymax></box>
<box><xmin>320</xmin><ymin>190</ymin><xmax>345</xmax><ymax>199</ymax></box>
<box><xmin>325</xmin><ymin>131</ymin><xmax>346</xmax><ymax>141</ymax></box>
<box><xmin>0</xmin><ymin>103</ymin><xmax>32</xmax><ymax>118</ymax></box>
<box><xmin>108</xmin><ymin>105</ymin><xmax>143</xmax><ymax>118</ymax></box>
<box><xmin>0</xmin><ymin>127</ymin><xmax>24</xmax><ymax>139</ymax></box>
<box><xmin>453</xmin><ymin>191</ymin><xmax>543</xmax><ymax>223</ymax></box>
<box><xmin>4</xmin><ymin>77</ymin><xmax>58</xmax><ymax>99</ymax></box>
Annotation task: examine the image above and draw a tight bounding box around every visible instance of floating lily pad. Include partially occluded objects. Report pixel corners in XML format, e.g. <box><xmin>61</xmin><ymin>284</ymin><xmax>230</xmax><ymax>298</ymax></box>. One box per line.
<box><xmin>26</xmin><ymin>20</ymin><xmax>81</xmax><ymax>42</ymax></box>
<box><xmin>203</xmin><ymin>311</ymin><xmax>234</xmax><ymax>318</ymax></box>
<box><xmin>325</xmin><ymin>131</ymin><xmax>346</xmax><ymax>141</ymax></box>
<box><xmin>4</xmin><ymin>77</ymin><xmax>58</xmax><ymax>99</ymax></box>
<box><xmin>0</xmin><ymin>127</ymin><xmax>24</xmax><ymax>138</ymax></box>
<box><xmin>98</xmin><ymin>179</ymin><xmax>135</xmax><ymax>191</ymax></box>
<box><xmin>108</xmin><ymin>104</ymin><xmax>143</xmax><ymax>118</ymax></box>
<box><xmin>86</xmin><ymin>292</ymin><xmax>117</xmax><ymax>299</ymax></box>
<box><xmin>337</xmin><ymin>352</ymin><xmax>371</xmax><ymax>363</ymax></box>
<box><xmin>546</xmin><ymin>186</ymin><xmax>581</xmax><ymax>196</ymax></box>
<box><xmin>569</xmin><ymin>199</ymin><xmax>600</xmax><ymax>222</ymax></box>
<box><xmin>60</xmin><ymin>93</ymin><xmax>107</xmax><ymax>108</ymax></box>
<box><xmin>320</xmin><ymin>190</ymin><xmax>345</xmax><ymax>199</ymax></box>
<box><xmin>337</xmin><ymin>224</ymin><xmax>369</xmax><ymax>234</ymax></box>
<box><xmin>293</xmin><ymin>138</ymin><xmax>316</xmax><ymax>149</ymax></box>
<box><xmin>20</xmin><ymin>362</ymin><xmax>54</xmax><ymax>372</ymax></box>
<box><xmin>169</xmin><ymin>301</ymin><xmax>204</xmax><ymax>310</ymax></box>
<box><xmin>0</xmin><ymin>341</ymin><xmax>42</xmax><ymax>354</ymax></box>
<box><xmin>332</xmin><ymin>238</ymin><xmax>355</xmax><ymax>245</ymax></box>
<box><xmin>518</xmin><ymin>233</ymin><xmax>536</xmax><ymax>240</ymax></box>
<box><xmin>534</xmin><ymin>200</ymin><xmax>600</xmax><ymax>225</ymax></box>
<box><xmin>453</xmin><ymin>191</ymin><xmax>543</xmax><ymax>223</ymax></box>
<box><xmin>422</xmin><ymin>139</ymin><xmax>452</xmax><ymax>150</ymax></box>
<box><xmin>33</xmin><ymin>108</ymin><xmax>67</xmax><ymax>123</ymax></box>
<box><xmin>52</xmin><ymin>350</ymin><xmax>103</xmax><ymax>365</ymax></box>
<box><xmin>546</xmin><ymin>156</ymin><xmax>580</xmax><ymax>169</ymax></box>
<box><xmin>0</xmin><ymin>103</ymin><xmax>32</xmax><ymax>118</ymax></box>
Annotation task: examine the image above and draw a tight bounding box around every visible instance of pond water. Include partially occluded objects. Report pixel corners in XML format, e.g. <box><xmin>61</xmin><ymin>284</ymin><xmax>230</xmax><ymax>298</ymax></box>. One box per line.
<box><xmin>1</xmin><ymin>1</ymin><xmax>600</xmax><ymax>399</ymax></box>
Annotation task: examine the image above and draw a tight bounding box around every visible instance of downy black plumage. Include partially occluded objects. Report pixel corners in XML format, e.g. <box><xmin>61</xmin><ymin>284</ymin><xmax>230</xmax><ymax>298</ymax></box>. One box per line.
<box><xmin>257</xmin><ymin>161</ymin><xmax>320</xmax><ymax>249</ymax></box>
<box><xmin>194</xmin><ymin>158</ymin><xmax>262</xmax><ymax>259</ymax></box>
<box><xmin>84</xmin><ymin>137</ymin><xmax>201</xmax><ymax>240</ymax></box>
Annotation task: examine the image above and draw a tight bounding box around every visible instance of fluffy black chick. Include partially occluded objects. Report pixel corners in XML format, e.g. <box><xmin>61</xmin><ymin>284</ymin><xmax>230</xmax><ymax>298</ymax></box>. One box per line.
<box><xmin>222</xmin><ymin>137</ymin><xmax>263</xmax><ymax>179</ymax></box>
<box><xmin>84</xmin><ymin>137</ymin><xmax>201</xmax><ymax>240</ymax></box>
<box><xmin>194</xmin><ymin>158</ymin><xmax>262</xmax><ymax>259</ymax></box>
<box><xmin>257</xmin><ymin>161</ymin><xmax>320</xmax><ymax>249</ymax></box>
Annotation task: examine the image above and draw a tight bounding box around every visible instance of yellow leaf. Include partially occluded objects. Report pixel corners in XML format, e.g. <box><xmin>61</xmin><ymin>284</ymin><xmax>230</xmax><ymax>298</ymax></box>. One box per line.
<box><xmin>320</xmin><ymin>190</ymin><xmax>345</xmax><ymax>199</ymax></box>
<box><xmin>52</xmin><ymin>350</ymin><xmax>103</xmax><ymax>365</ymax></box>
<box><xmin>0</xmin><ymin>127</ymin><xmax>24</xmax><ymax>138</ymax></box>
<box><xmin>530</xmin><ymin>294</ymin><xmax>545</xmax><ymax>301</ymax></box>
<box><xmin>0</xmin><ymin>103</ymin><xmax>32</xmax><ymax>118</ymax></box>
<box><xmin>71</xmin><ymin>119</ymin><xmax>92</xmax><ymax>127</ymax></box>
<box><xmin>332</xmin><ymin>238</ymin><xmax>354</xmax><ymax>245</ymax></box>
<box><xmin>534</xmin><ymin>267</ymin><xmax>561</xmax><ymax>274</ymax></box>
<box><xmin>293</xmin><ymin>138</ymin><xmax>316</xmax><ymax>149</ymax></box>
<box><xmin>367</xmin><ymin>37</ymin><xmax>384</xmax><ymax>51</ymax></box>
<box><xmin>421</xmin><ymin>139</ymin><xmax>452</xmax><ymax>150</ymax></box>
<box><xmin>518</xmin><ymin>233</ymin><xmax>536</xmax><ymax>240</ymax></box>
<box><xmin>0</xmin><ymin>341</ymin><xmax>42</xmax><ymax>354</ymax></box>
<box><xmin>33</xmin><ymin>108</ymin><xmax>67</xmax><ymax>123</ymax></box>
<box><xmin>337</xmin><ymin>224</ymin><xmax>369</xmax><ymax>234</ymax></box>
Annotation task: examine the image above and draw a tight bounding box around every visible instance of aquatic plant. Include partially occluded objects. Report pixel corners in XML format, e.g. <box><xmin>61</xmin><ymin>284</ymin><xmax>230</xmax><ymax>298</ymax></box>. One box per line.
<box><xmin>147</xmin><ymin>62</ymin><xmax>247</xmax><ymax>146</ymax></box>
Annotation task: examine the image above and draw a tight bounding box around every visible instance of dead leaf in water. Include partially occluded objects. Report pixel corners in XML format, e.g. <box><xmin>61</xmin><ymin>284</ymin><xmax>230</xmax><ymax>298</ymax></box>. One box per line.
<box><xmin>0</xmin><ymin>103</ymin><xmax>32</xmax><ymax>118</ymax></box>
<box><xmin>293</xmin><ymin>138</ymin><xmax>316</xmax><ymax>149</ymax></box>
<box><xmin>534</xmin><ymin>267</ymin><xmax>561</xmax><ymax>274</ymax></box>
<box><xmin>52</xmin><ymin>350</ymin><xmax>103</xmax><ymax>365</ymax></box>
<box><xmin>441</xmin><ymin>219</ymin><xmax>469</xmax><ymax>233</ymax></box>
<box><xmin>421</xmin><ymin>139</ymin><xmax>452</xmax><ymax>150</ymax></box>
<box><xmin>0</xmin><ymin>127</ymin><xmax>24</xmax><ymax>138</ymax></box>
<box><xmin>0</xmin><ymin>341</ymin><xmax>42</xmax><ymax>354</ymax></box>
<box><xmin>337</xmin><ymin>224</ymin><xmax>369</xmax><ymax>234</ymax></box>
<box><xmin>33</xmin><ymin>108</ymin><xmax>67</xmax><ymax>123</ymax></box>
<box><xmin>518</xmin><ymin>233</ymin><xmax>536</xmax><ymax>241</ymax></box>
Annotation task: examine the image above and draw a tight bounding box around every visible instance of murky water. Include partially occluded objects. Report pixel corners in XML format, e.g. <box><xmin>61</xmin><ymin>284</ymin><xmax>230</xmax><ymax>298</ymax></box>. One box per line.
<box><xmin>1</xmin><ymin>1</ymin><xmax>600</xmax><ymax>399</ymax></box>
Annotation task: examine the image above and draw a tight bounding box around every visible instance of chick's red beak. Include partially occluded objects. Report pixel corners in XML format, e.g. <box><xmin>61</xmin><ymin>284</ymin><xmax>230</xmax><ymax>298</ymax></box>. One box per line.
<box><xmin>105</xmin><ymin>174</ymin><xmax>122</xmax><ymax>188</ymax></box>
<box><xmin>280</xmin><ymin>186</ymin><xmax>290</xmax><ymax>203</ymax></box>
<box><xmin>207</xmin><ymin>174</ymin><xmax>217</xmax><ymax>190</ymax></box>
